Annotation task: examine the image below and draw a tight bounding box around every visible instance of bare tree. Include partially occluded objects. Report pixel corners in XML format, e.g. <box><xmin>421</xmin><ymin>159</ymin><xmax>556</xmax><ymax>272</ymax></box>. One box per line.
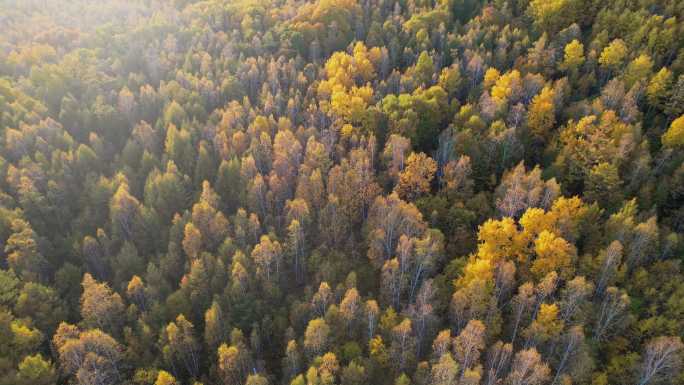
<box><xmin>505</xmin><ymin>348</ymin><xmax>550</xmax><ymax>385</ymax></box>
<box><xmin>638</xmin><ymin>336</ymin><xmax>684</xmax><ymax>385</ymax></box>
<box><xmin>593</xmin><ymin>286</ymin><xmax>630</xmax><ymax>341</ymax></box>
<box><xmin>484</xmin><ymin>341</ymin><xmax>512</xmax><ymax>385</ymax></box>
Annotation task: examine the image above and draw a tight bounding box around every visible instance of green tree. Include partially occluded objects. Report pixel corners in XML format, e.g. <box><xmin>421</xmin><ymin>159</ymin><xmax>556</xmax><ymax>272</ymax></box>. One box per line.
<box><xmin>415</xmin><ymin>52</ymin><xmax>434</xmax><ymax>86</ymax></box>
<box><xmin>14</xmin><ymin>282</ymin><xmax>67</xmax><ymax>333</ymax></box>
<box><xmin>584</xmin><ymin>162</ymin><xmax>622</xmax><ymax>210</ymax></box>
<box><xmin>5</xmin><ymin>219</ymin><xmax>47</xmax><ymax>282</ymax></box>
<box><xmin>16</xmin><ymin>354</ymin><xmax>57</xmax><ymax>385</ymax></box>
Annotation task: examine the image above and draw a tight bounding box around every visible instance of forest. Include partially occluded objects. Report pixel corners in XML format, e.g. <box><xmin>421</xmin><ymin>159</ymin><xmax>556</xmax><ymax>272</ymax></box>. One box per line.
<box><xmin>1</xmin><ymin>0</ymin><xmax>684</xmax><ymax>384</ymax></box>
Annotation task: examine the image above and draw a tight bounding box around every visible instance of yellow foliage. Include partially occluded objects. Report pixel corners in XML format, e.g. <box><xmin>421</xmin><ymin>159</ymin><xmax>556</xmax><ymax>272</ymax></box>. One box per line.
<box><xmin>599</xmin><ymin>39</ymin><xmax>627</xmax><ymax>69</ymax></box>
<box><xmin>329</xmin><ymin>85</ymin><xmax>373</xmax><ymax>122</ymax></box>
<box><xmin>519</xmin><ymin>207</ymin><xmax>557</xmax><ymax>239</ymax></box>
<box><xmin>477</xmin><ymin>217</ymin><xmax>521</xmax><ymax>263</ymax></box>
<box><xmin>532</xmin><ymin>230</ymin><xmax>575</xmax><ymax>279</ymax></box>
<box><xmin>483</xmin><ymin>68</ymin><xmax>500</xmax><ymax>88</ymax></box>
<box><xmin>491</xmin><ymin>70</ymin><xmax>521</xmax><ymax>105</ymax></box>
<box><xmin>459</xmin><ymin>258</ymin><xmax>494</xmax><ymax>286</ymax></box>
<box><xmin>562</xmin><ymin>39</ymin><xmax>585</xmax><ymax>71</ymax></box>
<box><xmin>534</xmin><ymin>303</ymin><xmax>564</xmax><ymax>337</ymax></box>
<box><xmin>527</xmin><ymin>86</ymin><xmax>556</xmax><ymax>139</ymax></box>
<box><xmin>395</xmin><ymin>152</ymin><xmax>437</xmax><ymax>200</ymax></box>
<box><xmin>662</xmin><ymin>115</ymin><xmax>684</xmax><ymax>148</ymax></box>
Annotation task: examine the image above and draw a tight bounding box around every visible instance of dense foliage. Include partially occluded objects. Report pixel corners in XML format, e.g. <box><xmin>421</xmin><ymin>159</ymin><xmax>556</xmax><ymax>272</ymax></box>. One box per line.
<box><xmin>1</xmin><ymin>0</ymin><xmax>684</xmax><ymax>384</ymax></box>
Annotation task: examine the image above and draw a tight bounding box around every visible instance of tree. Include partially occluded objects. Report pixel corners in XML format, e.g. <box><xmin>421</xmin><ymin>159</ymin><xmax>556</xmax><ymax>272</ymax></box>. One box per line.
<box><xmin>16</xmin><ymin>354</ymin><xmax>57</xmax><ymax>385</ymax></box>
<box><xmin>251</xmin><ymin>235</ymin><xmax>283</xmax><ymax>285</ymax></box>
<box><xmin>495</xmin><ymin>163</ymin><xmax>560</xmax><ymax>218</ymax></box>
<box><xmin>14</xmin><ymin>282</ymin><xmax>67</xmax><ymax>333</ymax></box>
<box><xmin>164</xmin><ymin>101</ymin><xmax>187</xmax><ymax>126</ymax></box>
<box><xmin>340</xmin><ymin>288</ymin><xmax>361</xmax><ymax>336</ymax></box>
<box><xmin>0</xmin><ymin>269</ymin><xmax>19</xmax><ymax>307</ymax></box>
<box><xmin>415</xmin><ymin>51</ymin><xmax>434</xmax><ymax>86</ymax></box>
<box><xmin>510</xmin><ymin>282</ymin><xmax>536</xmax><ymax>344</ymax></box>
<box><xmin>391</xmin><ymin>318</ymin><xmax>414</xmax><ymax>371</ymax></box>
<box><xmin>283</xmin><ymin>340</ymin><xmax>301</xmax><ymax>381</ymax></box>
<box><xmin>624</xmin><ymin>54</ymin><xmax>654</xmax><ymax>88</ymax></box>
<box><xmin>438</xmin><ymin>63</ymin><xmax>462</xmax><ymax>97</ymax></box>
<box><xmin>80</xmin><ymin>273</ymin><xmax>125</xmax><ymax>335</ymax></box>
<box><xmin>646</xmin><ymin>68</ymin><xmax>673</xmax><ymax>109</ymax></box>
<box><xmin>584</xmin><ymin>162</ymin><xmax>622</xmax><ymax>210</ymax></box>
<box><xmin>160</xmin><ymin>315</ymin><xmax>201</xmax><ymax>378</ymax></box>
<box><xmin>558</xmin><ymin>276</ymin><xmax>593</xmax><ymax>323</ymax></box>
<box><xmin>165</xmin><ymin>124</ymin><xmax>195</xmax><ymax>176</ymax></box>
<box><xmin>527</xmin><ymin>87</ymin><xmax>556</xmax><ymax>141</ymax></box>
<box><xmin>205</xmin><ymin>301</ymin><xmax>226</xmax><ymax>353</ymax></box>
<box><xmin>491</xmin><ymin>70</ymin><xmax>522</xmax><ymax>107</ymax></box>
<box><xmin>441</xmin><ymin>155</ymin><xmax>473</xmax><ymax>199</ymax></box>
<box><xmin>431</xmin><ymin>353</ymin><xmax>459</xmax><ymax>385</ymax></box>
<box><xmin>551</xmin><ymin>326</ymin><xmax>585</xmax><ymax>384</ymax></box>
<box><xmin>218</xmin><ymin>343</ymin><xmax>249</xmax><ymax>385</ymax></box>
<box><xmin>528</xmin><ymin>0</ymin><xmax>577</xmax><ymax>34</ymax></box>
<box><xmin>637</xmin><ymin>336</ymin><xmax>683</xmax><ymax>385</ymax></box>
<box><xmin>367</xmin><ymin>193</ymin><xmax>426</xmax><ymax>267</ymax></box>
<box><xmin>341</xmin><ymin>361</ymin><xmax>366</xmax><ymax>385</ymax></box>
<box><xmin>505</xmin><ymin>348</ymin><xmax>550</xmax><ymax>385</ymax></box>
<box><xmin>599</xmin><ymin>39</ymin><xmax>628</xmax><ymax>71</ymax></box>
<box><xmin>365</xmin><ymin>300</ymin><xmax>380</xmax><ymax>341</ymax></box>
<box><xmin>453</xmin><ymin>320</ymin><xmax>486</xmax><ymax>376</ymax></box>
<box><xmin>287</xmin><ymin>219</ymin><xmax>306</xmax><ymax>283</ymax></box>
<box><xmin>53</xmin><ymin>325</ymin><xmax>122</xmax><ymax>385</ymax></box>
<box><xmin>155</xmin><ymin>370</ymin><xmax>180</xmax><ymax>385</ymax></box>
<box><xmin>562</xmin><ymin>40</ymin><xmax>584</xmax><ymax>72</ymax></box>
<box><xmin>215</xmin><ymin>158</ymin><xmax>243</xmax><ymax>213</ymax></box>
<box><xmin>522</xmin><ymin>303</ymin><xmax>564</xmax><ymax>347</ymax></box>
<box><xmin>396</xmin><ymin>152</ymin><xmax>437</xmax><ymax>201</ymax></box>
<box><xmin>383</xmin><ymin>135</ymin><xmax>412</xmax><ymax>182</ymax></box>
<box><xmin>190</xmin><ymin>181</ymin><xmax>229</xmax><ymax>251</ymax></box>
<box><xmin>593</xmin><ymin>287</ymin><xmax>629</xmax><ymax>341</ymax></box>
<box><xmin>110</xmin><ymin>181</ymin><xmax>142</xmax><ymax>241</ymax></box>
<box><xmin>5</xmin><ymin>219</ymin><xmax>47</xmax><ymax>281</ymax></box>
<box><xmin>319</xmin><ymin>352</ymin><xmax>340</xmax><ymax>378</ymax></box>
<box><xmin>304</xmin><ymin>318</ymin><xmax>330</xmax><ymax>357</ymax></box>
<box><xmin>595</xmin><ymin>241</ymin><xmax>623</xmax><ymax>296</ymax></box>
<box><xmin>246</xmin><ymin>374</ymin><xmax>269</xmax><ymax>385</ymax></box>
<box><xmin>531</xmin><ymin>230</ymin><xmax>576</xmax><ymax>280</ymax></box>
<box><xmin>483</xmin><ymin>342</ymin><xmax>512</xmax><ymax>385</ymax></box>
<box><xmin>312</xmin><ymin>283</ymin><xmax>333</xmax><ymax>317</ymax></box>
<box><xmin>126</xmin><ymin>275</ymin><xmax>147</xmax><ymax>311</ymax></box>
<box><xmin>662</xmin><ymin>115</ymin><xmax>684</xmax><ymax>148</ymax></box>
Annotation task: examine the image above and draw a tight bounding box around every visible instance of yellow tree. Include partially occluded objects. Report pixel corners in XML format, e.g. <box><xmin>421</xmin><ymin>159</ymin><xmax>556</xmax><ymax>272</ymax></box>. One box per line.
<box><xmin>599</xmin><ymin>39</ymin><xmax>628</xmax><ymax>71</ymax></box>
<box><xmin>662</xmin><ymin>115</ymin><xmax>684</xmax><ymax>148</ymax></box>
<box><xmin>624</xmin><ymin>54</ymin><xmax>654</xmax><ymax>87</ymax></box>
<box><xmin>531</xmin><ymin>230</ymin><xmax>576</xmax><ymax>280</ymax></box>
<box><xmin>646</xmin><ymin>68</ymin><xmax>673</xmax><ymax>109</ymax></box>
<box><xmin>561</xmin><ymin>40</ymin><xmax>585</xmax><ymax>72</ymax></box>
<box><xmin>528</xmin><ymin>86</ymin><xmax>556</xmax><ymax>141</ymax></box>
<box><xmin>304</xmin><ymin>318</ymin><xmax>330</xmax><ymax>357</ymax></box>
<box><xmin>395</xmin><ymin>152</ymin><xmax>437</xmax><ymax>201</ymax></box>
<box><xmin>155</xmin><ymin>371</ymin><xmax>179</xmax><ymax>385</ymax></box>
<box><xmin>490</xmin><ymin>70</ymin><xmax>521</xmax><ymax>107</ymax></box>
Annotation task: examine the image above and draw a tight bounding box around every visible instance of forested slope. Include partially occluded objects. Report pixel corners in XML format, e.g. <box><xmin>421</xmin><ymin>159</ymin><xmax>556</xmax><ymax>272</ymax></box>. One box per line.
<box><xmin>1</xmin><ymin>0</ymin><xmax>684</xmax><ymax>384</ymax></box>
